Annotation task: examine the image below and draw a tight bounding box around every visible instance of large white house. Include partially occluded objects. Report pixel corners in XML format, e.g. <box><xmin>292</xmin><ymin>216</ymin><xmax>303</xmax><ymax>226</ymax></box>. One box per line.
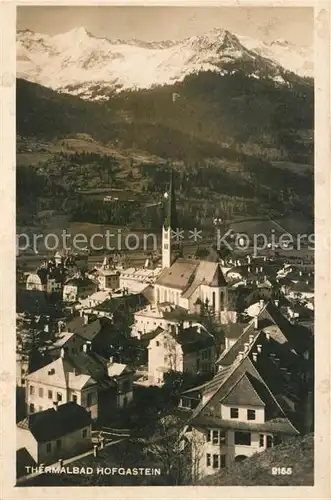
<box><xmin>147</xmin><ymin>324</ymin><xmax>217</xmax><ymax>385</ymax></box>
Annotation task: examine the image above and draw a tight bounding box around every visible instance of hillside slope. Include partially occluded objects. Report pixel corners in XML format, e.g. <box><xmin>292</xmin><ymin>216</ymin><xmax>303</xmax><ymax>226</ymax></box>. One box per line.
<box><xmin>199</xmin><ymin>434</ymin><xmax>314</xmax><ymax>486</ymax></box>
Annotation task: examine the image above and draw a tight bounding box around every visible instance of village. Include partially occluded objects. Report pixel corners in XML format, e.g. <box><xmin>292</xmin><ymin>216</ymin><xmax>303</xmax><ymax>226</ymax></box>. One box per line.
<box><xmin>16</xmin><ymin>172</ymin><xmax>314</xmax><ymax>486</ymax></box>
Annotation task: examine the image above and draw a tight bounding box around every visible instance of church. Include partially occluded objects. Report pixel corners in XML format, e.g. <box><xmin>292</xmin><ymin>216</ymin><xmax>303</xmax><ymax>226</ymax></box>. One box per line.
<box><xmin>154</xmin><ymin>171</ymin><xmax>231</xmax><ymax>322</ymax></box>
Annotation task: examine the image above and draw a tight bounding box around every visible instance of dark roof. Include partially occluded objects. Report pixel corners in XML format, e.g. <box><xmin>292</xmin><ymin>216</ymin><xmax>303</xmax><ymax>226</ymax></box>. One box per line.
<box><xmin>65</xmin><ymin>277</ymin><xmax>96</xmax><ymax>288</ymax></box>
<box><xmin>217</xmin><ymin>301</ymin><xmax>312</xmax><ymax>366</ymax></box>
<box><xmin>70</xmin><ymin>317</ymin><xmax>113</xmax><ymax>342</ymax></box>
<box><xmin>172</xmin><ymin>326</ymin><xmax>215</xmax><ymax>353</ymax></box>
<box><xmin>141</xmin><ymin>285</ymin><xmax>155</xmax><ymax>304</ymax></box>
<box><xmin>16</xmin><ymin>448</ymin><xmax>37</xmax><ymax>478</ymax></box>
<box><xmin>221</xmin><ymin>373</ymin><xmax>265</xmax><ymax>407</ymax></box>
<box><xmin>187</xmin><ymin>354</ymin><xmax>300</xmax><ymax>436</ymax></box>
<box><xmin>156</xmin><ymin>259</ymin><xmax>199</xmax><ymax>290</ymax></box>
<box><xmin>17</xmin><ymin>402</ymin><xmax>92</xmax><ymax>442</ymax></box>
<box><xmin>95</xmin><ymin>293</ymin><xmax>148</xmax><ymax>313</ymax></box>
<box><xmin>223</xmin><ymin>323</ymin><xmax>248</xmax><ymax>340</ymax></box>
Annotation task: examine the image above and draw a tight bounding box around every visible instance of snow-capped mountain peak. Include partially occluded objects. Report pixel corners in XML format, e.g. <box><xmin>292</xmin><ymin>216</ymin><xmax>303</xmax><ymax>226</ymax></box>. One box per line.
<box><xmin>17</xmin><ymin>27</ymin><xmax>313</xmax><ymax>101</ymax></box>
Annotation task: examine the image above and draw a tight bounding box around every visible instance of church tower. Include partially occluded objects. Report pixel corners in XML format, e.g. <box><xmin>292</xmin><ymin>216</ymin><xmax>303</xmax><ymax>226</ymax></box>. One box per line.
<box><xmin>162</xmin><ymin>170</ymin><xmax>178</xmax><ymax>268</ymax></box>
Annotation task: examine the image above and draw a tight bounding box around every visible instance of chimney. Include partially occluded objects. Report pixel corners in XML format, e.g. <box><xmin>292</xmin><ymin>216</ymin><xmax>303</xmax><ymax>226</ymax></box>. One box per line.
<box><xmin>53</xmin><ymin>401</ymin><xmax>59</xmax><ymax>411</ymax></box>
<box><xmin>299</xmin><ymin>270</ymin><xmax>302</xmax><ymax>276</ymax></box>
<box><xmin>238</xmin><ymin>351</ymin><xmax>245</xmax><ymax>361</ymax></box>
<box><xmin>274</xmin><ymin>299</ymin><xmax>279</xmax><ymax>307</ymax></box>
<box><xmin>244</xmin><ymin>342</ymin><xmax>250</xmax><ymax>353</ymax></box>
<box><xmin>252</xmin><ymin>352</ymin><xmax>258</xmax><ymax>362</ymax></box>
<box><xmin>83</xmin><ymin>344</ymin><xmax>88</xmax><ymax>353</ymax></box>
<box><xmin>83</xmin><ymin>314</ymin><xmax>89</xmax><ymax>325</ymax></box>
<box><xmin>256</xmin><ymin>344</ymin><xmax>262</xmax><ymax>353</ymax></box>
<box><xmin>196</xmin><ymin>324</ymin><xmax>201</xmax><ymax>334</ymax></box>
<box><xmin>254</xmin><ymin>316</ymin><xmax>259</xmax><ymax>330</ymax></box>
<box><xmin>249</xmin><ymin>333</ymin><xmax>255</xmax><ymax>344</ymax></box>
<box><xmin>109</xmin><ymin>356</ymin><xmax>113</xmax><ymax>364</ymax></box>
<box><xmin>60</xmin><ymin>348</ymin><xmax>65</xmax><ymax>358</ymax></box>
<box><xmin>259</xmin><ymin>299</ymin><xmax>264</xmax><ymax>310</ymax></box>
<box><xmin>248</xmin><ymin>266</ymin><xmax>251</xmax><ymax>273</ymax></box>
<box><xmin>260</xmin><ymin>266</ymin><xmax>263</xmax><ymax>273</ymax></box>
<box><xmin>265</xmin><ymin>332</ymin><xmax>270</xmax><ymax>341</ymax></box>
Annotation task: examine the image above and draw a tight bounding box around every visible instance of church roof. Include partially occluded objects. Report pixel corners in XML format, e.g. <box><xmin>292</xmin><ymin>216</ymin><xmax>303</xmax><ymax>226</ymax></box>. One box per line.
<box><xmin>156</xmin><ymin>258</ymin><xmax>227</xmax><ymax>297</ymax></box>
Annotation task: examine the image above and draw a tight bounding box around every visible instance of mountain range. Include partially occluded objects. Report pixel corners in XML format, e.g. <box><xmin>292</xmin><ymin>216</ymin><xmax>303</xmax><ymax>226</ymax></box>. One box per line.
<box><xmin>17</xmin><ymin>27</ymin><xmax>313</xmax><ymax>101</ymax></box>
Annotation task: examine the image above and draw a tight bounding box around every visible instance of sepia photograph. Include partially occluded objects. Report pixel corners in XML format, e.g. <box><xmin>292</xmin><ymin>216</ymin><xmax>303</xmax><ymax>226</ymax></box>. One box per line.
<box><xmin>13</xmin><ymin>4</ymin><xmax>317</xmax><ymax>488</ymax></box>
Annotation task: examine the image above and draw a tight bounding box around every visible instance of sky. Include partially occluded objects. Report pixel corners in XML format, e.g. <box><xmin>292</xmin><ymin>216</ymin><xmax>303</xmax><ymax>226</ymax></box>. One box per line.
<box><xmin>17</xmin><ymin>6</ymin><xmax>313</xmax><ymax>46</ymax></box>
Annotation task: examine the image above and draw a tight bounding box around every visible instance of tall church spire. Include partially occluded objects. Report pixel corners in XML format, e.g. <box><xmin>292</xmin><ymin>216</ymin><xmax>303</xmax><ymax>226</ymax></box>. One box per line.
<box><xmin>164</xmin><ymin>169</ymin><xmax>178</xmax><ymax>231</ymax></box>
<box><xmin>162</xmin><ymin>169</ymin><xmax>178</xmax><ymax>268</ymax></box>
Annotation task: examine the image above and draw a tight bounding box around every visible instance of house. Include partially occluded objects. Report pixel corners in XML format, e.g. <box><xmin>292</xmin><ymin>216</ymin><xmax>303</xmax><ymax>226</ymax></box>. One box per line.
<box><xmin>78</xmin><ymin>290</ymin><xmax>110</xmax><ymax>311</ymax></box>
<box><xmin>131</xmin><ymin>303</ymin><xmax>183</xmax><ymax>339</ymax></box>
<box><xmin>147</xmin><ymin>324</ymin><xmax>217</xmax><ymax>386</ymax></box>
<box><xmin>47</xmin><ymin>331</ymin><xmax>87</xmax><ymax>359</ymax></box>
<box><xmin>26</xmin><ymin>263</ymin><xmax>64</xmax><ymax>295</ymax></box>
<box><xmin>179</xmin><ymin>307</ymin><xmax>312</xmax><ymax>479</ymax></box>
<box><xmin>24</xmin><ymin>345</ymin><xmax>134</xmax><ymax>420</ymax></box>
<box><xmin>17</xmin><ymin>402</ymin><xmax>92</xmax><ymax>465</ymax></box>
<box><xmin>64</xmin><ymin>314</ymin><xmax>117</xmax><ymax>358</ymax></box>
<box><xmin>91</xmin><ymin>291</ymin><xmax>149</xmax><ymax>323</ymax></box>
<box><xmin>63</xmin><ymin>276</ymin><xmax>98</xmax><ymax>303</ymax></box>
<box><xmin>93</xmin><ymin>261</ymin><xmax>120</xmax><ymax>291</ymax></box>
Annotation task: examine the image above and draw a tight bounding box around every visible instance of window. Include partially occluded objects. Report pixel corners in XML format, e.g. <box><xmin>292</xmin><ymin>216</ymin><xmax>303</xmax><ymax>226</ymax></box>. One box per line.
<box><xmin>72</xmin><ymin>395</ymin><xmax>77</xmax><ymax>403</ymax></box>
<box><xmin>82</xmin><ymin>428</ymin><xmax>88</xmax><ymax>438</ymax></box>
<box><xmin>247</xmin><ymin>409</ymin><xmax>256</xmax><ymax>421</ymax></box>
<box><xmin>234</xmin><ymin>431</ymin><xmax>251</xmax><ymax>446</ymax></box>
<box><xmin>87</xmin><ymin>393</ymin><xmax>93</xmax><ymax>406</ymax></box>
<box><xmin>230</xmin><ymin>408</ymin><xmax>239</xmax><ymax>418</ymax></box>
<box><xmin>56</xmin><ymin>439</ymin><xmax>61</xmax><ymax>450</ymax></box>
<box><xmin>207</xmin><ymin>430</ymin><xmax>211</xmax><ymax>442</ymax></box>
<box><xmin>181</xmin><ymin>397</ymin><xmax>192</xmax><ymax>408</ymax></box>
<box><xmin>48</xmin><ymin>390</ymin><xmax>52</xmax><ymax>399</ymax></box>
<box><xmin>57</xmin><ymin>392</ymin><xmax>62</xmax><ymax>402</ymax></box>
<box><xmin>46</xmin><ymin>443</ymin><xmax>52</xmax><ymax>453</ymax></box>
<box><xmin>206</xmin><ymin>454</ymin><xmax>211</xmax><ymax>467</ymax></box>
<box><xmin>212</xmin><ymin>430</ymin><xmax>219</xmax><ymax>445</ymax></box>
<box><xmin>156</xmin><ymin>341</ymin><xmax>160</xmax><ymax>347</ymax></box>
<box><xmin>212</xmin><ymin>455</ymin><xmax>219</xmax><ymax>468</ymax></box>
<box><xmin>220</xmin><ymin>455</ymin><xmax>226</xmax><ymax>468</ymax></box>
<box><xmin>29</xmin><ymin>403</ymin><xmax>35</xmax><ymax>413</ymax></box>
<box><xmin>29</xmin><ymin>385</ymin><xmax>34</xmax><ymax>396</ymax></box>
<box><xmin>38</xmin><ymin>387</ymin><xmax>44</xmax><ymax>398</ymax></box>
<box><xmin>38</xmin><ymin>406</ymin><xmax>43</xmax><ymax>412</ymax></box>
<box><xmin>259</xmin><ymin>434</ymin><xmax>264</xmax><ymax>447</ymax></box>
<box><xmin>212</xmin><ymin>291</ymin><xmax>216</xmax><ymax>308</ymax></box>
<box><xmin>266</xmin><ymin>435</ymin><xmax>273</xmax><ymax>448</ymax></box>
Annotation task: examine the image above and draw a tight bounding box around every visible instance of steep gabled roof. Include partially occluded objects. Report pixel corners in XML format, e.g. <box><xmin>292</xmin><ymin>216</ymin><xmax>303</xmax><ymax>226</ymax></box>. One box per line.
<box><xmin>187</xmin><ymin>355</ymin><xmax>299</xmax><ymax>436</ymax></box>
<box><xmin>221</xmin><ymin>373</ymin><xmax>265</xmax><ymax>407</ymax></box>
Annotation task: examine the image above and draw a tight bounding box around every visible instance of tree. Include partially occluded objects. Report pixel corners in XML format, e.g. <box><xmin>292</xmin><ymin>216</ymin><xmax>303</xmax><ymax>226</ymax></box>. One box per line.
<box><xmin>142</xmin><ymin>414</ymin><xmax>190</xmax><ymax>485</ymax></box>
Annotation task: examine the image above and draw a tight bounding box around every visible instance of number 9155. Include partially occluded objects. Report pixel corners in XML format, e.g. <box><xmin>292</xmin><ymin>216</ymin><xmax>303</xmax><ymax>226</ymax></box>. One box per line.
<box><xmin>271</xmin><ymin>467</ymin><xmax>293</xmax><ymax>475</ymax></box>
